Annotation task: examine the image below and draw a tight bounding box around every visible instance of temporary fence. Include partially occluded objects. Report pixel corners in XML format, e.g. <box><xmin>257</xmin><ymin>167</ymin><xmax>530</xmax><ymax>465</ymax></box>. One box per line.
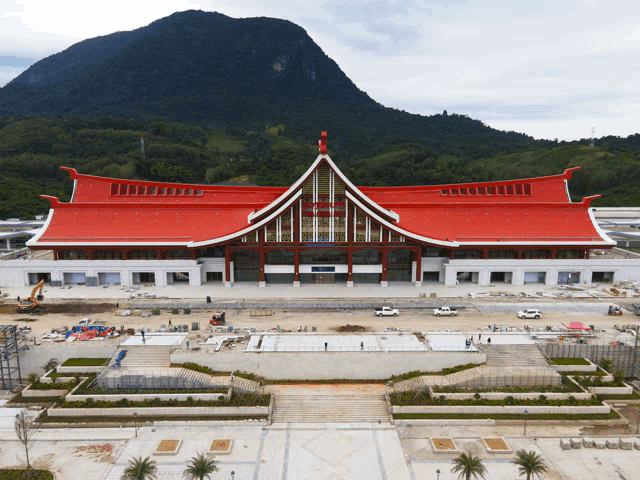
<box><xmin>544</xmin><ymin>343</ymin><xmax>636</xmax><ymax>377</ymax></box>
<box><xmin>246</xmin><ymin>346</ymin><xmax>428</xmax><ymax>353</ymax></box>
<box><xmin>97</xmin><ymin>368</ymin><xmax>227</xmax><ymax>390</ymax></box>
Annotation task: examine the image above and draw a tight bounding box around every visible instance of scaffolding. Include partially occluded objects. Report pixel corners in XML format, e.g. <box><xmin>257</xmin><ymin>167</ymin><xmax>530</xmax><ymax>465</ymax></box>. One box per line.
<box><xmin>0</xmin><ymin>325</ymin><xmax>23</xmax><ymax>391</ymax></box>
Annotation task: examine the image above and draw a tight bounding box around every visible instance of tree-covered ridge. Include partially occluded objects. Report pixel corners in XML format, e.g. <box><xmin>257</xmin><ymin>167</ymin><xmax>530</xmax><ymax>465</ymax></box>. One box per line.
<box><xmin>0</xmin><ymin>116</ymin><xmax>638</xmax><ymax>219</ymax></box>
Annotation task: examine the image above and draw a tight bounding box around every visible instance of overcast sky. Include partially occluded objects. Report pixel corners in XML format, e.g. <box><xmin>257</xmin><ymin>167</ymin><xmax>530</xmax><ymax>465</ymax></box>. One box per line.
<box><xmin>2</xmin><ymin>0</ymin><xmax>639</xmax><ymax>141</ymax></box>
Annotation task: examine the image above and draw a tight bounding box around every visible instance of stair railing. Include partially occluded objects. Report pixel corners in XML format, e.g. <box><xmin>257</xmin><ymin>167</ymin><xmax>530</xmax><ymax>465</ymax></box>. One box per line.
<box><xmin>535</xmin><ymin>340</ymin><xmax>555</xmax><ymax>365</ymax></box>
<box><xmin>384</xmin><ymin>384</ymin><xmax>394</xmax><ymax>424</ymax></box>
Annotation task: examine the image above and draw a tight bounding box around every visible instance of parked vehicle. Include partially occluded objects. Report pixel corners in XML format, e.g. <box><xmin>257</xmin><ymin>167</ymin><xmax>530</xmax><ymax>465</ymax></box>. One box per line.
<box><xmin>608</xmin><ymin>304</ymin><xmax>623</xmax><ymax>316</ymax></box>
<box><xmin>374</xmin><ymin>307</ymin><xmax>399</xmax><ymax>317</ymax></box>
<box><xmin>433</xmin><ymin>306</ymin><xmax>458</xmax><ymax>316</ymax></box>
<box><xmin>517</xmin><ymin>309</ymin><xmax>542</xmax><ymax>319</ymax></box>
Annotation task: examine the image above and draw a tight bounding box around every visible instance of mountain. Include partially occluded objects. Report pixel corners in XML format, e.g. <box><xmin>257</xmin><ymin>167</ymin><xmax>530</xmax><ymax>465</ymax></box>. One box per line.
<box><xmin>0</xmin><ymin>10</ymin><xmax>540</xmax><ymax>158</ymax></box>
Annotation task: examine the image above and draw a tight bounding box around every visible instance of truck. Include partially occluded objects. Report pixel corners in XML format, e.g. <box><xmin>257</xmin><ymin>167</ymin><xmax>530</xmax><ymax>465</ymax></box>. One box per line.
<box><xmin>374</xmin><ymin>307</ymin><xmax>399</xmax><ymax>317</ymax></box>
<box><xmin>433</xmin><ymin>306</ymin><xmax>458</xmax><ymax>316</ymax></box>
<box><xmin>77</xmin><ymin>318</ymin><xmax>107</xmax><ymax>327</ymax></box>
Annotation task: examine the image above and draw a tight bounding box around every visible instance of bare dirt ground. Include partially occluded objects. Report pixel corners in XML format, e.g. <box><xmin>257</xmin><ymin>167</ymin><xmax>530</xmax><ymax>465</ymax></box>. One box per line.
<box><xmin>0</xmin><ymin>298</ymin><xmax>631</xmax><ymax>339</ymax></box>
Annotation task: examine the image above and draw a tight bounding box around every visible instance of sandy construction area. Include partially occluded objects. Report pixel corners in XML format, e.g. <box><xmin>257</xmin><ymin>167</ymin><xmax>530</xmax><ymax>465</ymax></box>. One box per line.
<box><xmin>0</xmin><ymin>299</ymin><xmax>633</xmax><ymax>343</ymax></box>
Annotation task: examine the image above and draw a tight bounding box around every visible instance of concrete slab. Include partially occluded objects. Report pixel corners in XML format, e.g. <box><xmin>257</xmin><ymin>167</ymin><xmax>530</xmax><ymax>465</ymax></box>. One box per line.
<box><xmin>559</xmin><ymin>438</ymin><xmax>572</xmax><ymax>450</ymax></box>
<box><xmin>120</xmin><ymin>332</ymin><xmax>187</xmax><ymax>346</ymax></box>
<box><xmin>570</xmin><ymin>437</ymin><xmax>582</xmax><ymax>449</ymax></box>
<box><xmin>582</xmin><ymin>437</ymin><xmax>594</xmax><ymax>448</ymax></box>
<box><xmin>245</xmin><ymin>333</ymin><xmax>426</xmax><ymax>352</ymax></box>
<box><xmin>606</xmin><ymin>438</ymin><xmax>619</xmax><ymax>449</ymax></box>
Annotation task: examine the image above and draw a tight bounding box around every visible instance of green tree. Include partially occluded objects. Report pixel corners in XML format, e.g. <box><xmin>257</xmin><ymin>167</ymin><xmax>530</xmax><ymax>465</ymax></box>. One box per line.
<box><xmin>451</xmin><ymin>452</ymin><xmax>487</xmax><ymax>480</ymax></box>
<box><xmin>182</xmin><ymin>452</ymin><xmax>218</xmax><ymax>480</ymax></box>
<box><xmin>121</xmin><ymin>456</ymin><xmax>158</xmax><ymax>480</ymax></box>
<box><xmin>512</xmin><ymin>449</ymin><xmax>548</xmax><ymax>480</ymax></box>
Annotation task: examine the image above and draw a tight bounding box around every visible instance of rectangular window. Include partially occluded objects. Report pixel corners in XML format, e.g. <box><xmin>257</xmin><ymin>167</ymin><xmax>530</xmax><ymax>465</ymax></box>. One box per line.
<box><xmin>515</xmin><ymin>184</ymin><xmax>523</xmax><ymax>195</ymax></box>
<box><xmin>506</xmin><ymin>185</ymin><xmax>514</xmax><ymax>195</ymax></box>
<box><xmin>478</xmin><ymin>187</ymin><xmax>486</xmax><ymax>195</ymax></box>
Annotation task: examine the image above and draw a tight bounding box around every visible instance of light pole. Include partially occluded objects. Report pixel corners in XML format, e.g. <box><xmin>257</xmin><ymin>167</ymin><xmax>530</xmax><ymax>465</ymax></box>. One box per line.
<box><xmin>436</xmin><ymin>468</ymin><xmax>441</xmax><ymax>480</ymax></box>
<box><xmin>133</xmin><ymin>412</ymin><xmax>138</xmax><ymax>437</ymax></box>
<box><xmin>231</xmin><ymin>471</ymin><xmax>235</xmax><ymax>480</ymax></box>
<box><xmin>524</xmin><ymin>409</ymin><xmax>528</xmax><ymax>435</ymax></box>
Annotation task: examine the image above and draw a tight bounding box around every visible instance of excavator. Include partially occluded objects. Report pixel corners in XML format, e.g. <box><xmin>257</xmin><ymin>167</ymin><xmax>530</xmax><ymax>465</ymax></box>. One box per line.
<box><xmin>17</xmin><ymin>279</ymin><xmax>45</xmax><ymax>313</ymax></box>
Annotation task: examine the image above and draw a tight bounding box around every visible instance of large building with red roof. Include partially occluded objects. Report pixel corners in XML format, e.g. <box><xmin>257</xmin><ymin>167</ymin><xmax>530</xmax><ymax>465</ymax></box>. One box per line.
<box><xmin>3</xmin><ymin>132</ymin><xmax>637</xmax><ymax>289</ymax></box>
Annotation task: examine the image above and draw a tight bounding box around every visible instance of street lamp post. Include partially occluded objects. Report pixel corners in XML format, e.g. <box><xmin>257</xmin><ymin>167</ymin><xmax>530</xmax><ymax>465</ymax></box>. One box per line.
<box><xmin>133</xmin><ymin>412</ymin><xmax>138</xmax><ymax>437</ymax></box>
<box><xmin>524</xmin><ymin>409</ymin><xmax>528</xmax><ymax>435</ymax></box>
<box><xmin>436</xmin><ymin>468</ymin><xmax>441</xmax><ymax>479</ymax></box>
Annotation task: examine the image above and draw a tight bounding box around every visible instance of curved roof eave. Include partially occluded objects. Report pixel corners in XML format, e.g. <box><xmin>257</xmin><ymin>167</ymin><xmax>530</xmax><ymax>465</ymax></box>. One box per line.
<box><xmin>188</xmin><ymin>190</ymin><xmax>303</xmax><ymax>248</ymax></box>
<box><xmin>345</xmin><ymin>191</ymin><xmax>458</xmax><ymax>247</ymax></box>
<box><xmin>247</xmin><ymin>154</ymin><xmax>400</xmax><ymax>223</ymax></box>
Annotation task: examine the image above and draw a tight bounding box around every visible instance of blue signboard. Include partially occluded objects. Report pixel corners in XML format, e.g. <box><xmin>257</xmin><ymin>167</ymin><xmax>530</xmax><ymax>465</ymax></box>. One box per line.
<box><xmin>312</xmin><ymin>266</ymin><xmax>335</xmax><ymax>273</ymax></box>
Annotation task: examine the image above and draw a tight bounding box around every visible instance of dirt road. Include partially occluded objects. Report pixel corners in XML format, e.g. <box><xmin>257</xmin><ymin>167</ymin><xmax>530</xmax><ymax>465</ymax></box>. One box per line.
<box><xmin>0</xmin><ymin>299</ymin><xmax>633</xmax><ymax>341</ymax></box>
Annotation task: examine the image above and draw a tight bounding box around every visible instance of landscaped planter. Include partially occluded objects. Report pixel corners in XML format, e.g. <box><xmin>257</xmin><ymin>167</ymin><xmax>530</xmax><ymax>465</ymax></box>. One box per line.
<box><xmin>429</xmin><ymin>391</ymin><xmax>592</xmax><ymax>401</ymax></box>
<box><xmin>589</xmin><ymin>383</ymin><xmax>633</xmax><ymax>395</ymax></box>
<box><xmin>57</xmin><ymin>366</ymin><xmax>105</xmax><ymax>374</ymax></box>
<box><xmin>551</xmin><ymin>359</ymin><xmax>597</xmax><ymax>372</ymax></box>
<box><xmin>47</xmin><ymin>405</ymin><xmax>268</xmax><ymax>418</ymax></box>
<box><xmin>21</xmin><ymin>384</ymin><xmax>69</xmax><ymax>398</ymax></box>
<box><xmin>66</xmin><ymin>388</ymin><xmax>232</xmax><ymax>403</ymax></box>
<box><xmin>393</xmin><ymin>405</ymin><xmax>611</xmax><ymax>415</ymax></box>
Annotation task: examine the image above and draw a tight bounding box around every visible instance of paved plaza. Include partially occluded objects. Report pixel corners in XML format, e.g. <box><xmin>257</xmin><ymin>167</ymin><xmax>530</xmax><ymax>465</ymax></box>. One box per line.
<box><xmin>245</xmin><ymin>333</ymin><xmax>427</xmax><ymax>352</ymax></box>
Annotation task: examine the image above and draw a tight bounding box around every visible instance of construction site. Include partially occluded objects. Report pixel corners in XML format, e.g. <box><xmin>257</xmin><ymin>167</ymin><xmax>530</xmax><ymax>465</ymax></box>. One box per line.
<box><xmin>1</xmin><ymin>278</ymin><xmax>640</xmax><ymax>479</ymax></box>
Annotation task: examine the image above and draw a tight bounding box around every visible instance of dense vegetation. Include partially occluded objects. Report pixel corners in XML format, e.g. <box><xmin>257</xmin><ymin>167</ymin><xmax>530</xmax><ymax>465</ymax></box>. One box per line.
<box><xmin>0</xmin><ymin>10</ymin><xmax>638</xmax><ymax>218</ymax></box>
<box><xmin>1</xmin><ymin>116</ymin><xmax>639</xmax><ymax>219</ymax></box>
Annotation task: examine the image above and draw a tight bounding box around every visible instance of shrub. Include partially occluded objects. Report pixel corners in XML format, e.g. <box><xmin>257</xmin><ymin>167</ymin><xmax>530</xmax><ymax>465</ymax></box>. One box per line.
<box><xmin>474</xmin><ymin>392</ymin><xmax>481</xmax><ymax>401</ymax></box>
<box><xmin>614</xmin><ymin>370</ymin><xmax>625</xmax><ymax>384</ymax></box>
<box><xmin>218</xmin><ymin>396</ymin><xmax>225</xmax><ymax>401</ymax></box>
<box><xmin>539</xmin><ymin>395</ymin><xmax>547</xmax><ymax>402</ymax></box>
<box><xmin>599</xmin><ymin>358</ymin><xmax>613</xmax><ymax>372</ymax></box>
<box><xmin>505</xmin><ymin>396</ymin><xmax>516</xmax><ymax>405</ymax></box>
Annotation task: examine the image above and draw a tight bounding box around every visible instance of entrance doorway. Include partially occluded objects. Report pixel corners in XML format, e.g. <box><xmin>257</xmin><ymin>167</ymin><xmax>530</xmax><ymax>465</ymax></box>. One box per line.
<box><xmin>29</xmin><ymin>272</ymin><xmax>51</xmax><ymax>285</ymax></box>
<box><xmin>490</xmin><ymin>271</ymin><xmax>513</xmax><ymax>283</ymax></box>
<box><xmin>456</xmin><ymin>271</ymin><xmax>479</xmax><ymax>284</ymax></box>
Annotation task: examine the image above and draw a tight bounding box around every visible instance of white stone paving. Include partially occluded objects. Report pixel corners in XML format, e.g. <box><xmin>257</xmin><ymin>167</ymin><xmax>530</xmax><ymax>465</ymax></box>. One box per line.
<box><xmin>244</xmin><ymin>333</ymin><xmax>426</xmax><ymax>352</ymax></box>
<box><xmin>120</xmin><ymin>332</ymin><xmax>187</xmax><ymax>346</ymax></box>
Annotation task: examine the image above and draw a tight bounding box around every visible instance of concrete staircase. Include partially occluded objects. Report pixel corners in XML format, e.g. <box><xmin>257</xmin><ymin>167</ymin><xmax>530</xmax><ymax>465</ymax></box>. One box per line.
<box><xmin>444</xmin><ymin>366</ymin><xmax>485</xmax><ymax>386</ymax></box>
<box><xmin>271</xmin><ymin>394</ymin><xmax>389</xmax><ymax>423</ymax></box>
<box><xmin>486</xmin><ymin>344</ymin><xmax>549</xmax><ymax>367</ymax></box>
<box><xmin>116</xmin><ymin>346</ymin><xmax>171</xmax><ymax>368</ymax></box>
<box><xmin>177</xmin><ymin>368</ymin><xmax>226</xmax><ymax>388</ymax></box>
<box><xmin>232</xmin><ymin>375</ymin><xmax>263</xmax><ymax>394</ymax></box>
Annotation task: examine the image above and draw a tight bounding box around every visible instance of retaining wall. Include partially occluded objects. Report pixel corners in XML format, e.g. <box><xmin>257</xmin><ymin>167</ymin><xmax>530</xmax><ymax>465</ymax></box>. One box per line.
<box><xmin>21</xmin><ymin>384</ymin><xmax>69</xmax><ymax>397</ymax></box>
<box><xmin>551</xmin><ymin>359</ymin><xmax>597</xmax><ymax>372</ymax></box>
<box><xmin>171</xmin><ymin>351</ymin><xmax>486</xmax><ymax>380</ymax></box>
<box><xmin>428</xmin><ymin>388</ymin><xmax>592</xmax><ymax>401</ymax></box>
<box><xmin>66</xmin><ymin>387</ymin><xmax>232</xmax><ymax>403</ymax></box>
<box><xmin>47</xmin><ymin>405</ymin><xmax>268</xmax><ymax>418</ymax></box>
<box><xmin>57</xmin><ymin>366</ymin><xmax>105</xmax><ymax>374</ymax></box>
<box><xmin>393</xmin><ymin>405</ymin><xmax>610</xmax><ymax>415</ymax></box>
<box><xmin>589</xmin><ymin>383</ymin><xmax>633</xmax><ymax>395</ymax></box>
<box><xmin>18</xmin><ymin>343</ymin><xmax>118</xmax><ymax>376</ymax></box>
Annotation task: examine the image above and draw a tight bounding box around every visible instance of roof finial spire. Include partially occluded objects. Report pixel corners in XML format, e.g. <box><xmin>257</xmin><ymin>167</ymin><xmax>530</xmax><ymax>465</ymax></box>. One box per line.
<box><xmin>318</xmin><ymin>131</ymin><xmax>327</xmax><ymax>154</ymax></box>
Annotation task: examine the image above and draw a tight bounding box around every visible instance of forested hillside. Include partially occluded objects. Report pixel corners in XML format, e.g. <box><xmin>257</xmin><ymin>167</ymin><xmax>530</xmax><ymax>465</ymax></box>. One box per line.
<box><xmin>1</xmin><ymin>116</ymin><xmax>638</xmax><ymax>219</ymax></box>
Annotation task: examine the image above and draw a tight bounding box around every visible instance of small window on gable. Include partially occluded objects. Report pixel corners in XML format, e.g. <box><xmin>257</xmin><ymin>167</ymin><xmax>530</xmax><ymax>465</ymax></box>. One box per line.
<box><xmin>176</xmin><ymin>188</ymin><xmax>183</xmax><ymax>195</ymax></box>
<box><xmin>469</xmin><ymin>187</ymin><xmax>476</xmax><ymax>195</ymax></box>
<box><xmin>195</xmin><ymin>190</ymin><xmax>202</xmax><ymax>195</ymax></box>
<box><xmin>515</xmin><ymin>184</ymin><xmax>523</xmax><ymax>195</ymax></box>
<box><xmin>460</xmin><ymin>188</ymin><xmax>467</xmax><ymax>195</ymax></box>
<box><xmin>119</xmin><ymin>184</ymin><xmax>127</xmax><ymax>195</ymax></box>
<box><xmin>168</xmin><ymin>188</ymin><xmax>175</xmax><ymax>195</ymax></box>
<box><xmin>498</xmin><ymin>185</ymin><xmax>506</xmax><ymax>195</ymax></box>
<box><xmin>137</xmin><ymin>186</ymin><xmax>145</xmax><ymax>195</ymax></box>
<box><xmin>129</xmin><ymin>185</ymin><xmax>137</xmax><ymax>195</ymax></box>
<box><xmin>187</xmin><ymin>189</ymin><xmax>193</xmax><ymax>195</ymax></box>
<box><xmin>159</xmin><ymin>188</ymin><xmax>166</xmax><ymax>195</ymax></box>
<box><xmin>110</xmin><ymin>184</ymin><xmax>118</xmax><ymax>195</ymax></box>
<box><xmin>478</xmin><ymin>187</ymin><xmax>486</xmax><ymax>195</ymax></box>
<box><xmin>506</xmin><ymin>185</ymin><xmax>514</xmax><ymax>195</ymax></box>
<box><xmin>149</xmin><ymin>187</ymin><xmax>156</xmax><ymax>195</ymax></box>
<box><xmin>486</xmin><ymin>186</ymin><xmax>493</xmax><ymax>195</ymax></box>
<box><xmin>451</xmin><ymin>189</ymin><xmax>459</xmax><ymax>195</ymax></box>
<box><xmin>441</xmin><ymin>189</ymin><xmax>448</xmax><ymax>195</ymax></box>
<box><xmin>523</xmin><ymin>184</ymin><xmax>532</xmax><ymax>195</ymax></box>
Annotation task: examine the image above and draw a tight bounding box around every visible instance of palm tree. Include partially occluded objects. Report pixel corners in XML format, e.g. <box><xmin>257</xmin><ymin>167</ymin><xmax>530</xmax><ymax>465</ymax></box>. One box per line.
<box><xmin>451</xmin><ymin>452</ymin><xmax>487</xmax><ymax>480</ymax></box>
<box><xmin>121</xmin><ymin>456</ymin><xmax>158</xmax><ymax>480</ymax></box>
<box><xmin>183</xmin><ymin>452</ymin><xmax>218</xmax><ymax>480</ymax></box>
<box><xmin>512</xmin><ymin>449</ymin><xmax>548</xmax><ymax>480</ymax></box>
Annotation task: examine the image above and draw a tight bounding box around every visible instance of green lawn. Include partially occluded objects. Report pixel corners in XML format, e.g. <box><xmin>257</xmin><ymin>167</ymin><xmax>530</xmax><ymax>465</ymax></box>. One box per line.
<box><xmin>60</xmin><ymin>358</ymin><xmax>108</xmax><ymax>367</ymax></box>
<box><xmin>551</xmin><ymin>357</ymin><xmax>591</xmax><ymax>366</ymax></box>
<box><xmin>0</xmin><ymin>469</ymin><xmax>54</xmax><ymax>479</ymax></box>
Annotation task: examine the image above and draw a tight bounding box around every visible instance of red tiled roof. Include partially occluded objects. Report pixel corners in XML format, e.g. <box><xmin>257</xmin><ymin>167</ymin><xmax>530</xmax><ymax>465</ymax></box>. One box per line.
<box><xmin>30</xmin><ymin>164</ymin><xmax>612</xmax><ymax>247</ymax></box>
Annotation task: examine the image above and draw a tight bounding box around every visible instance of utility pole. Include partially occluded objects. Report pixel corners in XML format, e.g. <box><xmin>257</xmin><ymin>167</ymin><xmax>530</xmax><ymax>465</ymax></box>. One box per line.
<box><xmin>590</xmin><ymin>127</ymin><xmax>595</xmax><ymax>149</ymax></box>
<box><xmin>140</xmin><ymin>138</ymin><xmax>145</xmax><ymax>158</ymax></box>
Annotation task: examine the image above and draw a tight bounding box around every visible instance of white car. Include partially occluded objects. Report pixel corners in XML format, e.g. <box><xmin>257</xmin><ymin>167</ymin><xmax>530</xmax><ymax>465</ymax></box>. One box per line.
<box><xmin>517</xmin><ymin>309</ymin><xmax>542</xmax><ymax>319</ymax></box>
